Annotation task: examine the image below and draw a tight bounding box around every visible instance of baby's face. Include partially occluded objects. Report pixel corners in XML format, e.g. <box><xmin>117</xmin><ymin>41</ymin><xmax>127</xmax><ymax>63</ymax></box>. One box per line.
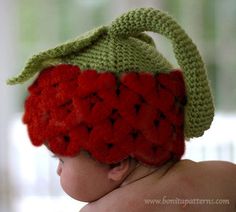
<box><xmin>56</xmin><ymin>150</ymin><xmax>120</xmax><ymax>202</ymax></box>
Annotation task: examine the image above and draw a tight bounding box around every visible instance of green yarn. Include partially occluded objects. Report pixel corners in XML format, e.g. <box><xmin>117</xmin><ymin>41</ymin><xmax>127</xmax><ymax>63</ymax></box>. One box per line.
<box><xmin>7</xmin><ymin>26</ymin><xmax>108</xmax><ymax>84</ymax></box>
<box><xmin>7</xmin><ymin>8</ymin><xmax>214</xmax><ymax>139</ymax></box>
<box><xmin>7</xmin><ymin>25</ymin><xmax>172</xmax><ymax>84</ymax></box>
<box><xmin>108</xmin><ymin>8</ymin><xmax>215</xmax><ymax>138</ymax></box>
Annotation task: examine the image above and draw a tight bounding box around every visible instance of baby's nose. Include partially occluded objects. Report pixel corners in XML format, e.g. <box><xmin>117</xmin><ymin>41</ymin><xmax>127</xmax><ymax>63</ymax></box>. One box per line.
<box><xmin>57</xmin><ymin>162</ymin><xmax>62</xmax><ymax>176</ymax></box>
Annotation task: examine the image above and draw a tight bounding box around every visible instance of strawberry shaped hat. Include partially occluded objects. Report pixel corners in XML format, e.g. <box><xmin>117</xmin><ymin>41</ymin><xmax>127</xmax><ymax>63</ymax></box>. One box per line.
<box><xmin>8</xmin><ymin>8</ymin><xmax>214</xmax><ymax>166</ymax></box>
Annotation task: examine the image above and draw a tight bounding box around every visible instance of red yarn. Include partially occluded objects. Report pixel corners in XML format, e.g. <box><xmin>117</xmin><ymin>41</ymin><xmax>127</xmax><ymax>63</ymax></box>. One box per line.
<box><xmin>121</xmin><ymin>72</ymin><xmax>156</xmax><ymax>96</ymax></box>
<box><xmin>23</xmin><ymin>64</ymin><xmax>186</xmax><ymax>166</ymax></box>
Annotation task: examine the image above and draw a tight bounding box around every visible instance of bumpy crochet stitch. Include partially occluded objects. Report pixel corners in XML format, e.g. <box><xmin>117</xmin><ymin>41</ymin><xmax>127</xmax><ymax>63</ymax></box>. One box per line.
<box><xmin>7</xmin><ymin>8</ymin><xmax>214</xmax><ymax>166</ymax></box>
<box><xmin>24</xmin><ymin>64</ymin><xmax>186</xmax><ymax>165</ymax></box>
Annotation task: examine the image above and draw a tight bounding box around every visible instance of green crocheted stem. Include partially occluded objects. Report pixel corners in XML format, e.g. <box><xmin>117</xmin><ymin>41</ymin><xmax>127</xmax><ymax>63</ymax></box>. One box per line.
<box><xmin>109</xmin><ymin>8</ymin><xmax>214</xmax><ymax>138</ymax></box>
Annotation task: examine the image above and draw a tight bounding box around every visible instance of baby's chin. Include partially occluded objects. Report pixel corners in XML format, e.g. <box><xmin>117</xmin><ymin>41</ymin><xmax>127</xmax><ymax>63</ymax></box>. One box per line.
<box><xmin>65</xmin><ymin>193</ymin><xmax>90</xmax><ymax>203</ymax></box>
<box><xmin>63</xmin><ymin>188</ymin><xmax>107</xmax><ymax>203</ymax></box>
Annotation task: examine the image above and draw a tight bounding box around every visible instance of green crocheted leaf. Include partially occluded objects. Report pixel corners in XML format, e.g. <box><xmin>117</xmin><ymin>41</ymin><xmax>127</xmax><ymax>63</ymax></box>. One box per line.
<box><xmin>7</xmin><ymin>25</ymin><xmax>172</xmax><ymax>84</ymax></box>
<box><xmin>7</xmin><ymin>26</ymin><xmax>108</xmax><ymax>85</ymax></box>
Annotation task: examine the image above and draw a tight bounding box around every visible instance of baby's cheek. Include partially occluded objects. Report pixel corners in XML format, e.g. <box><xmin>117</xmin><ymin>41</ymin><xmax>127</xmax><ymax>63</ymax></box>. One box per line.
<box><xmin>59</xmin><ymin>171</ymin><xmax>90</xmax><ymax>201</ymax></box>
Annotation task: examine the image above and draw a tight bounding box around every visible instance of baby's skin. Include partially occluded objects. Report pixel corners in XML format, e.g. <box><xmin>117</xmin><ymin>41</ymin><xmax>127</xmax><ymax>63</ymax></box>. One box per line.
<box><xmin>56</xmin><ymin>151</ymin><xmax>236</xmax><ymax>212</ymax></box>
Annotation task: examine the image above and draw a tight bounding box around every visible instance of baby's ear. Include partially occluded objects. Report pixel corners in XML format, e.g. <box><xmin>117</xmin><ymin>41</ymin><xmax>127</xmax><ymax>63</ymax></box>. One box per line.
<box><xmin>107</xmin><ymin>160</ymin><xmax>130</xmax><ymax>181</ymax></box>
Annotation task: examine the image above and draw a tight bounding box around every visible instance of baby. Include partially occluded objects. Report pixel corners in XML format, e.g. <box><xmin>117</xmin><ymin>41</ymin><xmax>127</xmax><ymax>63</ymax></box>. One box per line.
<box><xmin>58</xmin><ymin>151</ymin><xmax>236</xmax><ymax>212</ymax></box>
<box><xmin>7</xmin><ymin>8</ymin><xmax>236</xmax><ymax>212</ymax></box>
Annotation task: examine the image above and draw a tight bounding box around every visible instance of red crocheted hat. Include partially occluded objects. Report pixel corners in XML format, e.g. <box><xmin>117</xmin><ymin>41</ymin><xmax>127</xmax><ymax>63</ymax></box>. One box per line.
<box><xmin>8</xmin><ymin>8</ymin><xmax>214</xmax><ymax>166</ymax></box>
<box><xmin>23</xmin><ymin>64</ymin><xmax>186</xmax><ymax>166</ymax></box>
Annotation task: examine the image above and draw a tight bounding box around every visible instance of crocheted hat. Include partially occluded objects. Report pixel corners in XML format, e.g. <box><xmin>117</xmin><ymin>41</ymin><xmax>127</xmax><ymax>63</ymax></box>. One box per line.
<box><xmin>8</xmin><ymin>8</ymin><xmax>214</xmax><ymax>166</ymax></box>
